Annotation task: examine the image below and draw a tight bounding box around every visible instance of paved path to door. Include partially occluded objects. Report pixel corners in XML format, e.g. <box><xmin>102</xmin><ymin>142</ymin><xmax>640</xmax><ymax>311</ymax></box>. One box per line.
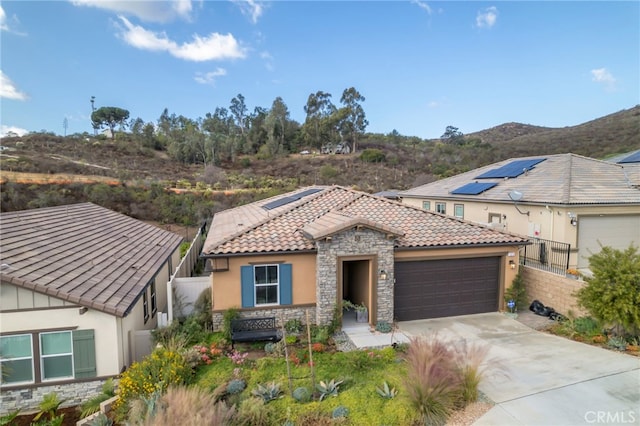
<box><xmin>399</xmin><ymin>313</ymin><xmax>640</xmax><ymax>425</ymax></box>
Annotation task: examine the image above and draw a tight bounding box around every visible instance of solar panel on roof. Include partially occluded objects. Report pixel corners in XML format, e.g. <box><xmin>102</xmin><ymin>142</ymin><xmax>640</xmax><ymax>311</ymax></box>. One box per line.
<box><xmin>451</xmin><ymin>182</ymin><xmax>498</xmax><ymax>195</ymax></box>
<box><xmin>476</xmin><ymin>158</ymin><xmax>546</xmax><ymax>179</ymax></box>
<box><xmin>262</xmin><ymin>196</ymin><xmax>298</xmax><ymax>210</ymax></box>
<box><xmin>293</xmin><ymin>188</ymin><xmax>323</xmax><ymax>199</ymax></box>
<box><xmin>618</xmin><ymin>151</ymin><xmax>640</xmax><ymax>164</ymax></box>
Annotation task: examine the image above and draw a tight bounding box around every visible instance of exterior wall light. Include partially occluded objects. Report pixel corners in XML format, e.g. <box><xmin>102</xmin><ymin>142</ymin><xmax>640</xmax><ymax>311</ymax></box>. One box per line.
<box><xmin>509</xmin><ymin>260</ymin><xmax>516</xmax><ymax>270</ymax></box>
<box><xmin>379</xmin><ymin>270</ymin><xmax>387</xmax><ymax>280</ymax></box>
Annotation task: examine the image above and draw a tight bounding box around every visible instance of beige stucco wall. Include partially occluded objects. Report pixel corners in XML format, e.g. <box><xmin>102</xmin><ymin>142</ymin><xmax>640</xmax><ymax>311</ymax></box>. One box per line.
<box><xmin>0</xmin><ymin>306</ymin><xmax>121</xmax><ymax>377</ymax></box>
<box><xmin>402</xmin><ymin>196</ymin><xmax>639</xmax><ymax>268</ymax></box>
<box><xmin>211</xmin><ymin>253</ymin><xmax>317</xmax><ymax>310</ymax></box>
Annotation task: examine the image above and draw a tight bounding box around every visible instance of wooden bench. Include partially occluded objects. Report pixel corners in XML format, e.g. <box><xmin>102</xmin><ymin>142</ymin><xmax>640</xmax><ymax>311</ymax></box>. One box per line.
<box><xmin>230</xmin><ymin>317</ymin><xmax>281</xmax><ymax>348</ymax></box>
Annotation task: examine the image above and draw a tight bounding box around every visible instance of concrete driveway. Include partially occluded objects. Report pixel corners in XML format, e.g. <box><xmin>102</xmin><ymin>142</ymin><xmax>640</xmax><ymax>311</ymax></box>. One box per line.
<box><xmin>398</xmin><ymin>313</ymin><xmax>640</xmax><ymax>425</ymax></box>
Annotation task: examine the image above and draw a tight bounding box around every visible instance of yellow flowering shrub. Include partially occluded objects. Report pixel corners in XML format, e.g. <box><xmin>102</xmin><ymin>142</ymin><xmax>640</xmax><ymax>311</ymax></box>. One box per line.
<box><xmin>115</xmin><ymin>347</ymin><xmax>193</xmax><ymax>413</ymax></box>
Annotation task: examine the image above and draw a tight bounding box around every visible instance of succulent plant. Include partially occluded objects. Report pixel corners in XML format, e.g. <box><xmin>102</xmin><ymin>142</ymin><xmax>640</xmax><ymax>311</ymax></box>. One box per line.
<box><xmin>607</xmin><ymin>336</ymin><xmax>628</xmax><ymax>351</ymax></box>
<box><xmin>332</xmin><ymin>405</ymin><xmax>349</xmax><ymax>419</ymax></box>
<box><xmin>376</xmin><ymin>381</ymin><xmax>398</xmax><ymax>399</ymax></box>
<box><xmin>252</xmin><ymin>382</ymin><xmax>283</xmax><ymax>403</ymax></box>
<box><xmin>292</xmin><ymin>387</ymin><xmax>311</xmax><ymax>403</ymax></box>
<box><xmin>316</xmin><ymin>379</ymin><xmax>343</xmax><ymax>401</ymax></box>
<box><xmin>227</xmin><ymin>379</ymin><xmax>246</xmax><ymax>395</ymax></box>
<box><xmin>375</xmin><ymin>321</ymin><xmax>393</xmax><ymax>333</ymax></box>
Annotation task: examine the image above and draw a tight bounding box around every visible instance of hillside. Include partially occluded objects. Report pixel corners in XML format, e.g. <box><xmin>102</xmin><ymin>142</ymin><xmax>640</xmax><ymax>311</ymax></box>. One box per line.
<box><xmin>467</xmin><ymin>106</ymin><xmax>640</xmax><ymax>159</ymax></box>
<box><xmin>1</xmin><ymin>105</ymin><xmax>638</xmax><ymax>220</ymax></box>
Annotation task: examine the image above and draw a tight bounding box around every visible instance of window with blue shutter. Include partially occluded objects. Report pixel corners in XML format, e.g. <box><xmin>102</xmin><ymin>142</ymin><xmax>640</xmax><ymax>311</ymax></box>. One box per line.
<box><xmin>240</xmin><ymin>264</ymin><xmax>292</xmax><ymax>307</ymax></box>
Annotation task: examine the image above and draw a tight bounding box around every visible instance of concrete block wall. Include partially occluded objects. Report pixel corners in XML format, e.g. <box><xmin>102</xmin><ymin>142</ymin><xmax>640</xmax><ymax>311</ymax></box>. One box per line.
<box><xmin>521</xmin><ymin>266</ymin><xmax>587</xmax><ymax>317</ymax></box>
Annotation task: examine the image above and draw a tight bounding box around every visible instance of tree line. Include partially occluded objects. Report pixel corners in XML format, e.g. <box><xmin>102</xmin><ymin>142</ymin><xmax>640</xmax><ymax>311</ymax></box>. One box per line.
<box><xmin>90</xmin><ymin>87</ymin><xmax>368</xmax><ymax>166</ymax></box>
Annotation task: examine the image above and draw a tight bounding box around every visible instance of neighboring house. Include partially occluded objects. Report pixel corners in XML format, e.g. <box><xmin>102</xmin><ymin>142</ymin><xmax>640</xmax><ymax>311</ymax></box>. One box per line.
<box><xmin>0</xmin><ymin>203</ymin><xmax>182</xmax><ymax>412</ymax></box>
<box><xmin>201</xmin><ymin>186</ymin><xmax>526</xmax><ymax>329</ymax></box>
<box><xmin>399</xmin><ymin>153</ymin><xmax>640</xmax><ymax>269</ymax></box>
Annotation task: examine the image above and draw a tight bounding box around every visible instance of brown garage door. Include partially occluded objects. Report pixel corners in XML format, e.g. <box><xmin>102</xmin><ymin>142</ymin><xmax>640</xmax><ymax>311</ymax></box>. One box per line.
<box><xmin>394</xmin><ymin>257</ymin><xmax>500</xmax><ymax>321</ymax></box>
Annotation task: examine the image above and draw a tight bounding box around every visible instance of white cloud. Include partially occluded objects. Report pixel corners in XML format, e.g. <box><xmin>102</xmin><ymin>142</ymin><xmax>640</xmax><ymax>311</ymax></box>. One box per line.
<box><xmin>232</xmin><ymin>0</ymin><xmax>265</xmax><ymax>24</ymax></box>
<box><xmin>117</xmin><ymin>16</ymin><xmax>246</xmax><ymax>61</ymax></box>
<box><xmin>0</xmin><ymin>70</ymin><xmax>27</xmax><ymax>100</ymax></box>
<box><xmin>1</xmin><ymin>125</ymin><xmax>29</xmax><ymax>137</ymax></box>
<box><xmin>1</xmin><ymin>4</ymin><xmax>26</xmax><ymax>35</ymax></box>
<box><xmin>0</xmin><ymin>5</ymin><xmax>7</xmax><ymax>31</ymax></box>
<box><xmin>194</xmin><ymin>68</ymin><xmax>227</xmax><ymax>86</ymax></box>
<box><xmin>260</xmin><ymin>51</ymin><xmax>274</xmax><ymax>71</ymax></box>
<box><xmin>411</xmin><ymin>0</ymin><xmax>432</xmax><ymax>15</ymax></box>
<box><xmin>71</xmin><ymin>0</ymin><xmax>192</xmax><ymax>22</ymax></box>
<box><xmin>427</xmin><ymin>101</ymin><xmax>440</xmax><ymax>108</ymax></box>
<box><xmin>591</xmin><ymin>68</ymin><xmax>616</xmax><ymax>90</ymax></box>
<box><xmin>476</xmin><ymin>6</ymin><xmax>498</xmax><ymax>29</ymax></box>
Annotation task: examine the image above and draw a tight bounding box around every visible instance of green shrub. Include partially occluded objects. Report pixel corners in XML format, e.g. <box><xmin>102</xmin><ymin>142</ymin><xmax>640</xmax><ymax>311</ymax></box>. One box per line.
<box><xmin>222</xmin><ymin>308</ymin><xmax>240</xmax><ymax>342</ymax></box>
<box><xmin>504</xmin><ymin>271</ymin><xmax>527</xmax><ymax>312</ymax></box>
<box><xmin>284</xmin><ymin>318</ymin><xmax>303</xmax><ymax>334</ymax></box>
<box><xmin>179</xmin><ymin>241</ymin><xmax>191</xmax><ymax>258</ymax></box>
<box><xmin>577</xmin><ymin>245</ymin><xmax>640</xmax><ymax>336</ymax></box>
<box><xmin>320</xmin><ymin>164</ymin><xmax>337</xmax><ymax>180</ymax></box>
<box><xmin>115</xmin><ymin>347</ymin><xmax>193</xmax><ymax>416</ymax></box>
<box><xmin>360</xmin><ymin>148</ymin><xmax>386</xmax><ymax>163</ymax></box>
<box><xmin>310</xmin><ymin>325</ymin><xmax>330</xmax><ymax>344</ymax></box>
<box><xmin>573</xmin><ymin>317</ymin><xmax>601</xmax><ymax>336</ymax></box>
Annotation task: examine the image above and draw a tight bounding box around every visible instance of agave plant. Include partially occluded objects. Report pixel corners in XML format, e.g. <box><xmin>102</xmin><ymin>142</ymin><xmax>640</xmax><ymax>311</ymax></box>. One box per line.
<box><xmin>376</xmin><ymin>381</ymin><xmax>398</xmax><ymax>399</ymax></box>
<box><xmin>316</xmin><ymin>379</ymin><xmax>344</xmax><ymax>401</ymax></box>
<box><xmin>252</xmin><ymin>382</ymin><xmax>283</xmax><ymax>403</ymax></box>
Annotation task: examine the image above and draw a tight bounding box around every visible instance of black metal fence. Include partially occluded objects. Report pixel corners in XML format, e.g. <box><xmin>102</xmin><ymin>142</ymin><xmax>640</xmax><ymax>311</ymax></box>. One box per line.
<box><xmin>521</xmin><ymin>237</ymin><xmax>570</xmax><ymax>276</ymax></box>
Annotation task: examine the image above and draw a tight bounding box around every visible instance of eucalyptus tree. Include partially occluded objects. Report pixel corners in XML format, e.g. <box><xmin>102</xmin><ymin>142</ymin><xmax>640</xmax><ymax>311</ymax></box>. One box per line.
<box><xmin>303</xmin><ymin>91</ymin><xmax>336</xmax><ymax>149</ymax></box>
<box><xmin>339</xmin><ymin>87</ymin><xmax>368</xmax><ymax>153</ymax></box>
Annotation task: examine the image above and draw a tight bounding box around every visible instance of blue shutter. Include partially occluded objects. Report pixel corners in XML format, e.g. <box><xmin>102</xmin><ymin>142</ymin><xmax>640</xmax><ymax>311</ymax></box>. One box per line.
<box><xmin>73</xmin><ymin>329</ymin><xmax>96</xmax><ymax>378</ymax></box>
<box><xmin>241</xmin><ymin>265</ymin><xmax>254</xmax><ymax>308</ymax></box>
<box><xmin>280</xmin><ymin>263</ymin><xmax>292</xmax><ymax>305</ymax></box>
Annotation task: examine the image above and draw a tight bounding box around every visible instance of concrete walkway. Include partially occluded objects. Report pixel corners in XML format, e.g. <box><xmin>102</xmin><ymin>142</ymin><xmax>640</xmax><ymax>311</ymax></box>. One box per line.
<box><xmin>341</xmin><ymin>310</ymin><xmax>410</xmax><ymax>349</ymax></box>
<box><xmin>399</xmin><ymin>313</ymin><xmax>640</xmax><ymax>426</ymax></box>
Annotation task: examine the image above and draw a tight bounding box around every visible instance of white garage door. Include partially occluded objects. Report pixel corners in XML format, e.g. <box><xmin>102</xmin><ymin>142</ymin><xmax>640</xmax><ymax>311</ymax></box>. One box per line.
<box><xmin>577</xmin><ymin>215</ymin><xmax>640</xmax><ymax>268</ymax></box>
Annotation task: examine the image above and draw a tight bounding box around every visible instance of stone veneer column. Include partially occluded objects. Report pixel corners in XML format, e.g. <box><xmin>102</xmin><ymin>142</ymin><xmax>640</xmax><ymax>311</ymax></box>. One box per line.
<box><xmin>315</xmin><ymin>228</ymin><xmax>395</xmax><ymax>325</ymax></box>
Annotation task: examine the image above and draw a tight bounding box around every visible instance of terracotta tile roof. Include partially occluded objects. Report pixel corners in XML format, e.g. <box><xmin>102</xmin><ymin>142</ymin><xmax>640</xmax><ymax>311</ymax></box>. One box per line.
<box><xmin>399</xmin><ymin>153</ymin><xmax>640</xmax><ymax>205</ymax></box>
<box><xmin>0</xmin><ymin>203</ymin><xmax>183</xmax><ymax>317</ymax></box>
<box><xmin>203</xmin><ymin>186</ymin><xmax>526</xmax><ymax>256</ymax></box>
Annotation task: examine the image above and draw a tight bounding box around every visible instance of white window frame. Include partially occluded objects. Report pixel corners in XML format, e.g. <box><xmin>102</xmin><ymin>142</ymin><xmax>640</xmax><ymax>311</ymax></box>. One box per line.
<box><xmin>454</xmin><ymin>204</ymin><xmax>464</xmax><ymax>218</ymax></box>
<box><xmin>254</xmin><ymin>264</ymin><xmax>280</xmax><ymax>306</ymax></box>
<box><xmin>0</xmin><ymin>334</ymin><xmax>34</xmax><ymax>385</ymax></box>
<box><xmin>150</xmin><ymin>281</ymin><xmax>157</xmax><ymax>317</ymax></box>
<box><xmin>143</xmin><ymin>291</ymin><xmax>149</xmax><ymax>323</ymax></box>
<box><xmin>422</xmin><ymin>201</ymin><xmax>431</xmax><ymax>211</ymax></box>
<box><xmin>39</xmin><ymin>331</ymin><xmax>74</xmax><ymax>382</ymax></box>
<box><xmin>436</xmin><ymin>202</ymin><xmax>446</xmax><ymax>214</ymax></box>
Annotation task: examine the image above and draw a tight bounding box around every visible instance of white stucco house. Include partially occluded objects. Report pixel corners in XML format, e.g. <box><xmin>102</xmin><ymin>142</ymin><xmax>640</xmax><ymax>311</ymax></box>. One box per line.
<box><xmin>0</xmin><ymin>203</ymin><xmax>183</xmax><ymax>413</ymax></box>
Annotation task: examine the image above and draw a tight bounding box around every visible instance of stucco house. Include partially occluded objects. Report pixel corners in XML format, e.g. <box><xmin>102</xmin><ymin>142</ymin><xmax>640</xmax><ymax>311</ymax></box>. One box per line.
<box><xmin>0</xmin><ymin>203</ymin><xmax>182</xmax><ymax>412</ymax></box>
<box><xmin>399</xmin><ymin>153</ymin><xmax>640</xmax><ymax>270</ymax></box>
<box><xmin>201</xmin><ymin>185</ymin><xmax>526</xmax><ymax>328</ymax></box>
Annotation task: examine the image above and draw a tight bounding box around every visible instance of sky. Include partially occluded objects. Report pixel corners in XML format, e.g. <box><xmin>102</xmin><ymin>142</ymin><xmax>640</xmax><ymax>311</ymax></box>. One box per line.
<box><xmin>1</xmin><ymin>1</ymin><xmax>639</xmax><ymax>139</ymax></box>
